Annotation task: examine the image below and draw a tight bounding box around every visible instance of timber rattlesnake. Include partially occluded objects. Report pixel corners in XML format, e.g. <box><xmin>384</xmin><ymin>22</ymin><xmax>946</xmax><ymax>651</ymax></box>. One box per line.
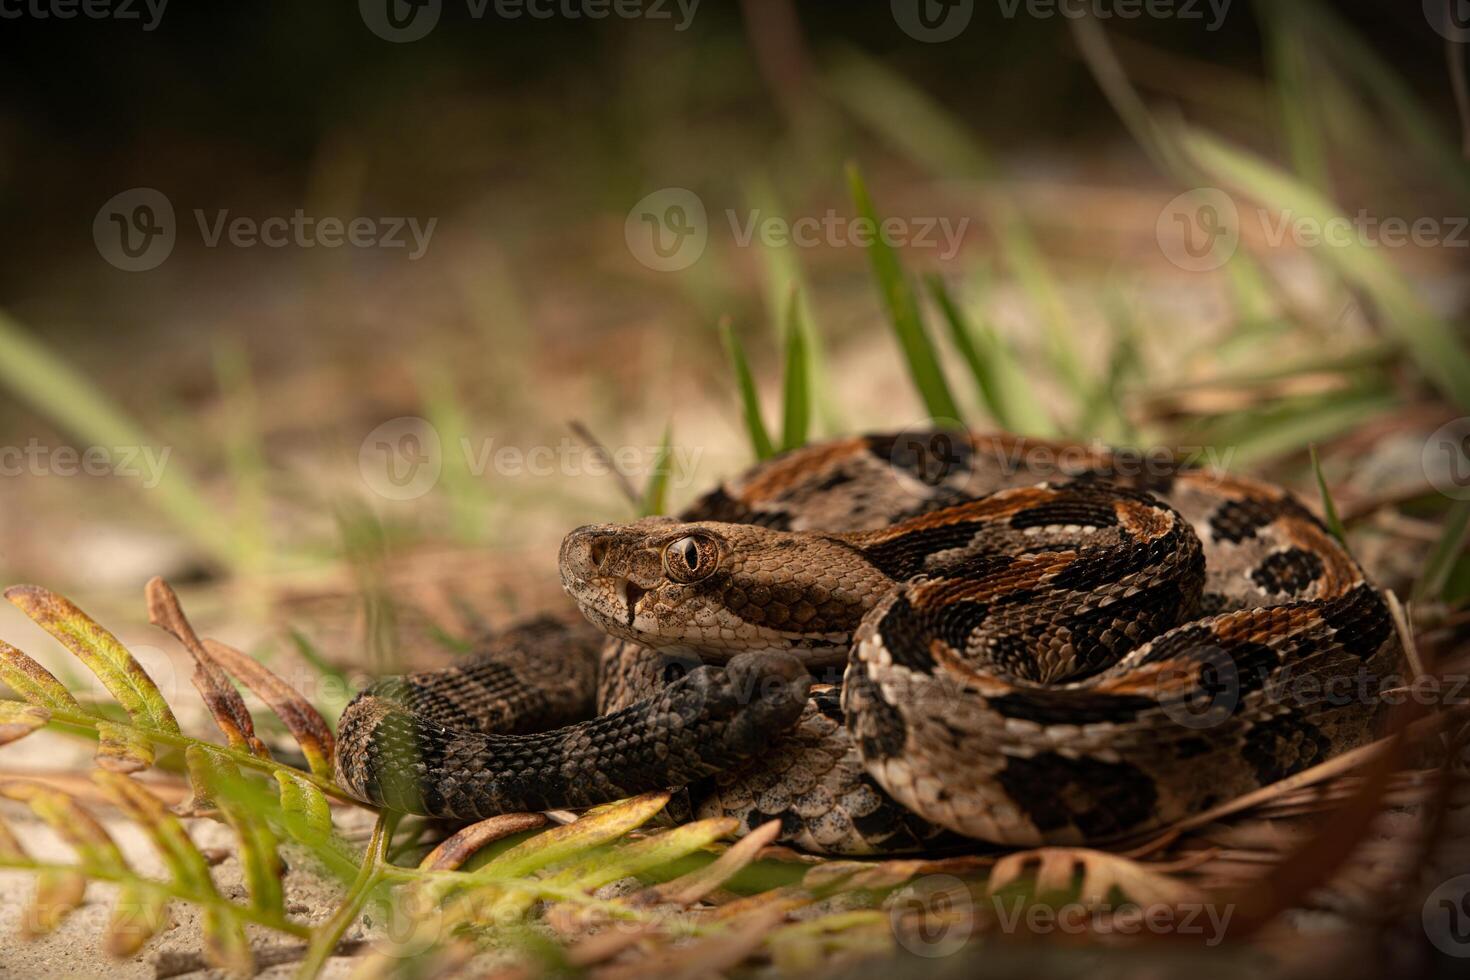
<box><xmin>335</xmin><ymin>431</ymin><xmax>1399</xmax><ymax>854</ymax></box>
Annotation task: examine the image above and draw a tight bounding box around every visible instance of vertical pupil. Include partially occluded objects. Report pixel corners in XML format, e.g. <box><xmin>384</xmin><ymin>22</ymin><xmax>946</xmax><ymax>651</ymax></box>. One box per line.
<box><xmin>679</xmin><ymin>539</ymin><xmax>698</xmax><ymax>569</ymax></box>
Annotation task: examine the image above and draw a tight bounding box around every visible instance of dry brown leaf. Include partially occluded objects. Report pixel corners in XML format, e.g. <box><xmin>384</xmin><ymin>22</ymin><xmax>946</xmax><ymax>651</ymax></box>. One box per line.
<box><xmin>145</xmin><ymin>577</ymin><xmax>270</xmax><ymax>761</ymax></box>
<box><xmin>201</xmin><ymin>637</ymin><xmax>337</xmax><ymax>779</ymax></box>
<box><xmin>987</xmin><ymin>847</ymin><xmax>1207</xmax><ymax>907</ymax></box>
<box><xmin>419</xmin><ymin>812</ymin><xmax>549</xmax><ymax>871</ymax></box>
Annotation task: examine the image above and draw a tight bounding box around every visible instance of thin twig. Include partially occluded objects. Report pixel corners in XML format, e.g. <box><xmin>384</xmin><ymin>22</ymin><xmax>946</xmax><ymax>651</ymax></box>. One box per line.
<box><xmin>568</xmin><ymin>420</ymin><xmax>642</xmax><ymax>509</ymax></box>
<box><xmin>737</xmin><ymin>0</ymin><xmax>813</xmax><ymax>126</ymax></box>
<box><xmin>1446</xmin><ymin>4</ymin><xmax>1470</xmax><ymax>157</ymax></box>
<box><xmin>295</xmin><ymin>810</ymin><xmax>400</xmax><ymax>979</ymax></box>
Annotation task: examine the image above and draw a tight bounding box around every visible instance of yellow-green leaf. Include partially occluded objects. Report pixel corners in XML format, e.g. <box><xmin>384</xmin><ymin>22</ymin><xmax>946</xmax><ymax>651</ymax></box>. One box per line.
<box><xmin>0</xmin><ymin>641</ymin><xmax>83</xmax><ymax>711</ymax></box>
<box><xmin>0</xmin><ymin>782</ymin><xmax>128</xmax><ymax>874</ymax></box>
<box><xmin>94</xmin><ymin>772</ymin><xmax>215</xmax><ymax>893</ymax></box>
<box><xmin>480</xmin><ymin>792</ymin><xmax>672</xmax><ymax>879</ymax></box>
<box><xmin>548</xmin><ymin>817</ymin><xmax>738</xmax><ymax>892</ymax></box>
<box><xmin>24</xmin><ymin>869</ymin><xmax>86</xmax><ymax>938</ymax></box>
<box><xmin>105</xmin><ymin>884</ymin><xmax>170</xmax><ymax>957</ymax></box>
<box><xmin>95</xmin><ymin>720</ymin><xmax>155</xmax><ymax>773</ymax></box>
<box><xmin>0</xmin><ymin>702</ymin><xmax>49</xmax><ymax>746</ymax></box>
<box><xmin>95</xmin><ymin>771</ymin><xmax>252</xmax><ymax>974</ymax></box>
<box><xmin>644</xmin><ymin>818</ymin><xmax>783</xmax><ymax>906</ymax></box>
<box><xmin>6</xmin><ymin>586</ymin><xmax>179</xmax><ymax>734</ymax></box>
<box><xmin>274</xmin><ymin>770</ymin><xmax>333</xmax><ymax>839</ymax></box>
<box><xmin>0</xmin><ymin>814</ymin><xmax>28</xmax><ymax>861</ymax></box>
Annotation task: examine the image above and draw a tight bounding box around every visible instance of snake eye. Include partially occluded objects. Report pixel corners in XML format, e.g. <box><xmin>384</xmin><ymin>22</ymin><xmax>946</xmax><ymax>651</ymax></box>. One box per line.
<box><xmin>663</xmin><ymin>534</ymin><xmax>718</xmax><ymax>584</ymax></box>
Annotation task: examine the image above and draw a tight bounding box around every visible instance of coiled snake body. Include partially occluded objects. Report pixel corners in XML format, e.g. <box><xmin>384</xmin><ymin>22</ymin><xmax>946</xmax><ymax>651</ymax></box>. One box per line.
<box><xmin>336</xmin><ymin>432</ymin><xmax>1400</xmax><ymax>854</ymax></box>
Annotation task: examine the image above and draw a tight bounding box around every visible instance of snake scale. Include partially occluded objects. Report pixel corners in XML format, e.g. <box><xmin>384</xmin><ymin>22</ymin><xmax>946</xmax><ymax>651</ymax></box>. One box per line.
<box><xmin>335</xmin><ymin>431</ymin><xmax>1401</xmax><ymax>854</ymax></box>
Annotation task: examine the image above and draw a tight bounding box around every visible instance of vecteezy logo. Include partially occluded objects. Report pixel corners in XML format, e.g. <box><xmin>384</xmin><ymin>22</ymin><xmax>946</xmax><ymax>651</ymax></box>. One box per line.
<box><xmin>881</xmin><ymin>421</ymin><xmax>971</xmax><ymax>501</ymax></box>
<box><xmin>360</xmin><ymin>0</ymin><xmax>441</xmax><ymax>43</ymax></box>
<box><xmin>358</xmin><ymin>417</ymin><xmax>443</xmax><ymax>500</ymax></box>
<box><xmin>93</xmin><ymin>188</ymin><xmax>176</xmax><ymax>272</ymax></box>
<box><xmin>1423</xmin><ymin>417</ymin><xmax>1470</xmax><ymax>502</ymax></box>
<box><xmin>624</xmin><ymin>188</ymin><xmax>708</xmax><ymax>272</ymax></box>
<box><xmin>891</xmin><ymin>0</ymin><xmax>973</xmax><ymax>42</ymax></box>
<box><xmin>1156</xmin><ymin>187</ymin><xmax>1240</xmax><ymax>272</ymax></box>
<box><xmin>1157</xmin><ymin>645</ymin><xmax>1241</xmax><ymax>730</ymax></box>
<box><xmin>888</xmin><ymin>874</ymin><xmax>975</xmax><ymax>957</ymax></box>
<box><xmin>1424</xmin><ymin>0</ymin><xmax>1470</xmax><ymax>42</ymax></box>
<box><xmin>1424</xmin><ymin>875</ymin><xmax>1470</xmax><ymax>957</ymax></box>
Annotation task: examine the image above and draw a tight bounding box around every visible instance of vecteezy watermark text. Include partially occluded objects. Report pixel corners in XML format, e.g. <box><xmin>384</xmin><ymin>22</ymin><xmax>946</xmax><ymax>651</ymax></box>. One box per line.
<box><xmin>194</xmin><ymin>210</ymin><xmax>436</xmax><ymax>259</ymax></box>
<box><xmin>0</xmin><ymin>0</ymin><xmax>167</xmax><ymax>30</ymax></box>
<box><xmin>625</xmin><ymin>188</ymin><xmax>970</xmax><ymax>272</ymax></box>
<box><xmin>887</xmin><ymin>874</ymin><xmax>1235</xmax><ymax>956</ymax></box>
<box><xmin>995</xmin><ymin>0</ymin><xmax>1231</xmax><ymax>30</ymax></box>
<box><xmin>94</xmin><ymin>188</ymin><xmax>437</xmax><ymax>272</ymax></box>
<box><xmin>728</xmin><ymin>209</ymin><xmax>969</xmax><ymax>258</ymax></box>
<box><xmin>358</xmin><ymin>417</ymin><xmax>705</xmax><ymax>501</ymax></box>
<box><xmin>0</xmin><ymin>439</ymin><xmax>171</xmax><ymax>489</ymax></box>
<box><xmin>359</xmin><ymin>0</ymin><xmax>698</xmax><ymax>43</ymax></box>
<box><xmin>1157</xmin><ymin>187</ymin><xmax>1470</xmax><ymax>272</ymax></box>
<box><xmin>890</xmin><ymin>0</ymin><xmax>1229</xmax><ymax>42</ymax></box>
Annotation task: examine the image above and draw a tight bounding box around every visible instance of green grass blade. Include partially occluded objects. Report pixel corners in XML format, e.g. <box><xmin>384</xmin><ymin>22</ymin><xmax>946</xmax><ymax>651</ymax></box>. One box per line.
<box><xmin>1262</xmin><ymin>3</ymin><xmax>1330</xmax><ymax>192</ymax></box>
<box><xmin>288</xmin><ymin>629</ymin><xmax>352</xmax><ymax>690</ymax></box>
<box><xmin>1179</xmin><ymin>127</ymin><xmax>1470</xmax><ymax>412</ymax></box>
<box><xmin>826</xmin><ymin>52</ymin><xmax>1083</xmax><ymax>420</ymax></box>
<box><xmin>1079</xmin><ymin>295</ymin><xmax>1144</xmax><ymax>444</ymax></box>
<box><xmin>1181</xmin><ymin>388</ymin><xmax>1397</xmax><ymax>468</ymax></box>
<box><xmin>640</xmin><ymin>423</ymin><xmax>673</xmax><ymax>517</ymax></box>
<box><xmin>0</xmin><ymin>310</ymin><xmax>242</xmax><ymax>566</ymax></box>
<box><xmin>847</xmin><ymin>164</ymin><xmax>962</xmax><ymax>426</ymax></box>
<box><xmin>997</xmin><ymin>217</ymin><xmax>1088</xmax><ymax>406</ymax></box>
<box><xmin>719</xmin><ymin>316</ymin><xmax>775</xmax><ymax>460</ymax></box>
<box><xmin>925</xmin><ymin>274</ymin><xmax>1055</xmax><ymax>436</ymax></box>
<box><xmin>1066</xmin><ymin>14</ymin><xmax>1188</xmax><ymax>178</ymax></box>
<box><xmin>1308</xmin><ymin>445</ymin><xmax>1348</xmax><ymax>545</ymax></box>
<box><xmin>823</xmin><ymin>47</ymin><xmax>997</xmax><ymax>179</ymax></box>
<box><xmin>1415</xmin><ymin>500</ymin><xmax>1470</xmax><ymax>603</ymax></box>
<box><xmin>744</xmin><ymin>174</ymin><xmax>842</xmax><ymax>435</ymax></box>
<box><xmin>212</xmin><ymin>340</ymin><xmax>269</xmax><ymax>574</ymax></box>
<box><xmin>780</xmin><ymin>289</ymin><xmax>812</xmax><ymax>451</ymax></box>
<box><xmin>420</xmin><ymin>363</ymin><xmax>486</xmax><ymax>543</ymax></box>
<box><xmin>1289</xmin><ymin>0</ymin><xmax>1470</xmax><ymax>204</ymax></box>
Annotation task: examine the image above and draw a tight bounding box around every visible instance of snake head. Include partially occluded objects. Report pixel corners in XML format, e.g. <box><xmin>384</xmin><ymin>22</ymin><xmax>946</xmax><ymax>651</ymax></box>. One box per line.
<box><xmin>559</xmin><ymin>518</ymin><xmax>889</xmax><ymax>665</ymax></box>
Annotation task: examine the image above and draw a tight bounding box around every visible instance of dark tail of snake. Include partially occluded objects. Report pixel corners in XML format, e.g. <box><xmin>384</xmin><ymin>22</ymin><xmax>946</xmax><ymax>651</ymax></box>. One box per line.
<box><xmin>334</xmin><ymin>651</ymin><xmax>812</xmax><ymax>820</ymax></box>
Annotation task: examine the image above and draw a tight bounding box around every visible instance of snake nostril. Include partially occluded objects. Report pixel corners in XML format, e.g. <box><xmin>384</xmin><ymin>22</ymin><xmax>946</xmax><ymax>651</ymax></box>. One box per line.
<box><xmin>587</xmin><ymin>538</ymin><xmax>610</xmax><ymax>569</ymax></box>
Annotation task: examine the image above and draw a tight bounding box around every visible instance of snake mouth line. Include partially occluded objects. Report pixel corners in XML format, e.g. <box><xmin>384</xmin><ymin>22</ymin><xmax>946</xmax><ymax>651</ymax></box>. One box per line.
<box><xmin>613</xmin><ymin>577</ymin><xmax>648</xmax><ymax>627</ymax></box>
